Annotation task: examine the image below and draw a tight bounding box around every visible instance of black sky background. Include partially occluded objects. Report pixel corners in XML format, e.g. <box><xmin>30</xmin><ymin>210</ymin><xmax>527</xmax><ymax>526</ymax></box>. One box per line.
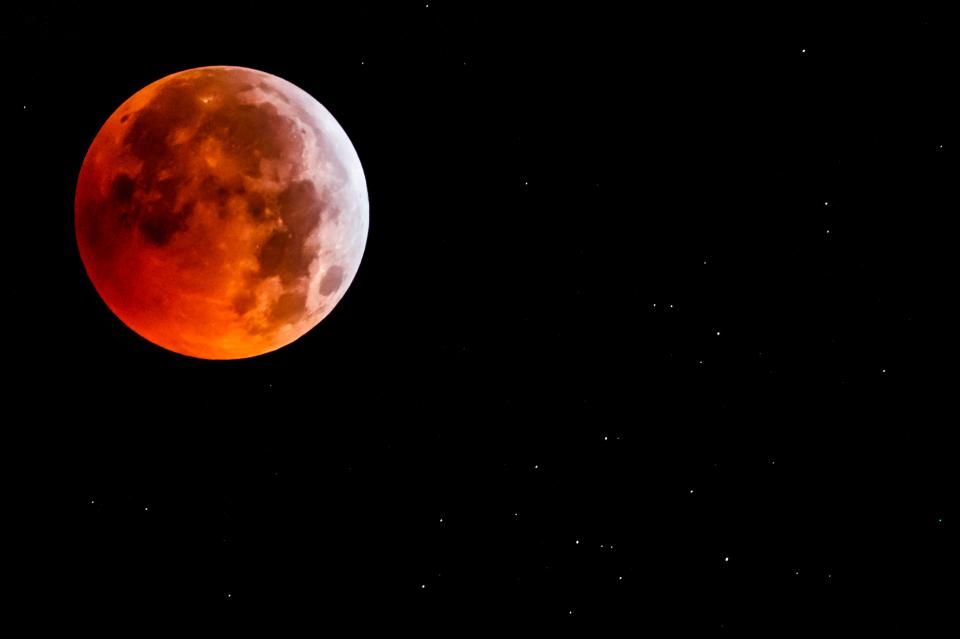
<box><xmin>6</xmin><ymin>3</ymin><xmax>953</xmax><ymax>631</ymax></box>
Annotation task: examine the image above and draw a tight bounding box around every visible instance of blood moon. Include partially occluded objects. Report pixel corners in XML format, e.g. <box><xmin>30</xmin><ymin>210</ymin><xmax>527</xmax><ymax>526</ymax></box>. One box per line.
<box><xmin>75</xmin><ymin>66</ymin><xmax>368</xmax><ymax>359</ymax></box>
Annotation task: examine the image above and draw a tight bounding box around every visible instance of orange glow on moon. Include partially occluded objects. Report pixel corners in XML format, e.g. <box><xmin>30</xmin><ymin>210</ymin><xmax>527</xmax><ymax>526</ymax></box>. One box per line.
<box><xmin>75</xmin><ymin>66</ymin><xmax>368</xmax><ymax>359</ymax></box>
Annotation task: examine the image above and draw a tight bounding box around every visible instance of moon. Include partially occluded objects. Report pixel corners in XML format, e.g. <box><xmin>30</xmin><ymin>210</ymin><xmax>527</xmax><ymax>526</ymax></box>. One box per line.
<box><xmin>75</xmin><ymin>66</ymin><xmax>368</xmax><ymax>359</ymax></box>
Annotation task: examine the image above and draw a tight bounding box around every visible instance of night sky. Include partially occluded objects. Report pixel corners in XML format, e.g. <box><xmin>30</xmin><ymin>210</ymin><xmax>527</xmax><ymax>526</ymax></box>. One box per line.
<box><xmin>7</xmin><ymin>3</ymin><xmax>952</xmax><ymax>631</ymax></box>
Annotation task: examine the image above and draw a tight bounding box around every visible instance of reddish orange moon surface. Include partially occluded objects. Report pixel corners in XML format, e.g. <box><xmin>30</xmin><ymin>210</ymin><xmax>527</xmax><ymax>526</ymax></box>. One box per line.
<box><xmin>75</xmin><ymin>66</ymin><xmax>368</xmax><ymax>359</ymax></box>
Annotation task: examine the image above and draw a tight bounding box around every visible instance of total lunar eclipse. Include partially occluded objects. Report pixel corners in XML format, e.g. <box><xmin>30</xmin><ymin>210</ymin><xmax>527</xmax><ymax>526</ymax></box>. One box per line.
<box><xmin>75</xmin><ymin>66</ymin><xmax>369</xmax><ymax>359</ymax></box>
